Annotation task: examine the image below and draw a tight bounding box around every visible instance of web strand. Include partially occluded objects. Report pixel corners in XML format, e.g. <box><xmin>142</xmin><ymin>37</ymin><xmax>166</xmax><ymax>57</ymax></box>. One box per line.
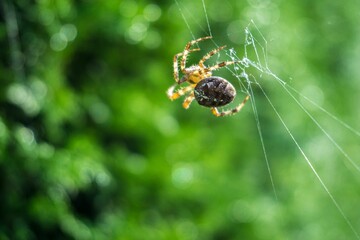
<box><xmin>248</xmin><ymin>80</ymin><xmax>278</xmax><ymax>200</ymax></box>
<box><xmin>201</xmin><ymin>0</ymin><xmax>212</xmax><ymax>37</ymax></box>
<box><xmin>174</xmin><ymin>0</ymin><xmax>220</xmax><ymax>48</ymax></box>
<box><xmin>286</xmin><ymin>84</ymin><xmax>360</xmax><ymax>138</ymax></box>
<box><xmin>173</xmin><ymin>0</ymin><xmax>196</xmax><ymax>40</ymax></box>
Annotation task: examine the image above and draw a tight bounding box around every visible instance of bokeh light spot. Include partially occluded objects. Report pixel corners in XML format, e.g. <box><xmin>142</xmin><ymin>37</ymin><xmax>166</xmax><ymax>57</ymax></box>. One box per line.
<box><xmin>300</xmin><ymin>84</ymin><xmax>324</xmax><ymax>110</ymax></box>
<box><xmin>144</xmin><ymin>4</ymin><xmax>162</xmax><ymax>22</ymax></box>
<box><xmin>143</xmin><ymin>30</ymin><xmax>161</xmax><ymax>49</ymax></box>
<box><xmin>89</xmin><ymin>101</ymin><xmax>111</xmax><ymax>124</ymax></box>
<box><xmin>125</xmin><ymin>19</ymin><xmax>149</xmax><ymax>44</ymax></box>
<box><xmin>176</xmin><ymin>220</ymin><xmax>198</xmax><ymax>240</ymax></box>
<box><xmin>172</xmin><ymin>165</ymin><xmax>194</xmax><ymax>188</ymax></box>
<box><xmin>227</xmin><ymin>20</ymin><xmax>245</xmax><ymax>44</ymax></box>
<box><xmin>61</xmin><ymin>215</ymin><xmax>92</xmax><ymax>240</ymax></box>
<box><xmin>209</xmin><ymin>0</ymin><xmax>233</xmax><ymax>22</ymax></box>
<box><xmin>38</xmin><ymin>143</ymin><xmax>55</xmax><ymax>159</ymax></box>
<box><xmin>125</xmin><ymin>154</ymin><xmax>147</xmax><ymax>175</ymax></box>
<box><xmin>60</xmin><ymin>24</ymin><xmax>78</xmax><ymax>42</ymax></box>
<box><xmin>119</xmin><ymin>0</ymin><xmax>138</xmax><ymax>18</ymax></box>
<box><xmin>7</xmin><ymin>83</ymin><xmax>40</xmax><ymax>116</ymax></box>
<box><xmin>230</xmin><ymin>200</ymin><xmax>256</xmax><ymax>222</ymax></box>
<box><xmin>31</xmin><ymin>78</ymin><xmax>48</xmax><ymax>99</ymax></box>
<box><xmin>39</xmin><ymin>9</ymin><xmax>55</xmax><ymax>26</ymax></box>
<box><xmin>155</xmin><ymin>113</ymin><xmax>179</xmax><ymax>136</ymax></box>
<box><xmin>255</xmin><ymin>4</ymin><xmax>280</xmax><ymax>25</ymax></box>
<box><xmin>50</xmin><ymin>32</ymin><xmax>68</xmax><ymax>51</ymax></box>
<box><xmin>0</xmin><ymin>118</ymin><xmax>8</xmax><ymax>143</ymax></box>
<box><xmin>247</xmin><ymin>0</ymin><xmax>271</xmax><ymax>8</ymax></box>
<box><xmin>15</xmin><ymin>126</ymin><xmax>35</xmax><ymax>147</ymax></box>
<box><xmin>95</xmin><ymin>172</ymin><xmax>111</xmax><ymax>186</ymax></box>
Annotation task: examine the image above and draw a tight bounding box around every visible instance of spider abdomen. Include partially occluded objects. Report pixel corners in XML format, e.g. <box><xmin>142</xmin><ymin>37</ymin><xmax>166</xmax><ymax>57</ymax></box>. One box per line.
<box><xmin>194</xmin><ymin>77</ymin><xmax>236</xmax><ymax>107</ymax></box>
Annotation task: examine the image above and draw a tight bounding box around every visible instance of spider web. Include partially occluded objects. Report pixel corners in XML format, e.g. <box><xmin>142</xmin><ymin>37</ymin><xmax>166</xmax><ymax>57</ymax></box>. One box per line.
<box><xmin>173</xmin><ymin>0</ymin><xmax>360</xmax><ymax>238</ymax></box>
<box><xmin>228</xmin><ymin>25</ymin><xmax>360</xmax><ymax>238</ymax></box>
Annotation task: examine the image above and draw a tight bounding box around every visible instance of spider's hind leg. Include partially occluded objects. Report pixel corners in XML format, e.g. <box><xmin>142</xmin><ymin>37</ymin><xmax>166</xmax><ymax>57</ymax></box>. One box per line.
<box><xmin>182</xmin><ymin>92</ymin><xmax>195</xmax><ymax>109</ymax></box>
<box><xmin>211</xmin><ymin>95</ymin><xmax>250</xmax><ymax>117</ymax></box>
<box><xmin>167</xmin><ymin>85</ymin><xmax>193</xmax><ymax>101</ymax></box>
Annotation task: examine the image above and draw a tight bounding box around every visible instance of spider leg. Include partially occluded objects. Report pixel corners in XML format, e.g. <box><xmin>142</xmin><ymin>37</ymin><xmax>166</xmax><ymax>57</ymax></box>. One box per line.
<box><xmin>199</xmin><ymin>45</ymin><xmax>227</xmax><ymax>69</ymax></box>
<box><xmin>182</xmin><ymin>92</ymin><xmax>195</xmax><ymax>109</ymax></box>
<box><xmin>181</xmin><ymin>36</ymin><xmax>212</xmax><ymax>73</ymax></box>
<box><xmin>211</xmin><ymin>95</ymin><xmax>250</xmax><ymax>117</ymax></box>
<box><xmin>174</xmin><ymin>49</ymin><xmax>200</xmax><ymax>83</ymax></box>
<box><xmin>205</xmin><ymin>60</ymin><xmax>238</xmax><ymax>72</ymax></box>
<box><xmin>167</xmin><ymin>84</ymin><xmax>194</xmax><ymax>100</ymax></box>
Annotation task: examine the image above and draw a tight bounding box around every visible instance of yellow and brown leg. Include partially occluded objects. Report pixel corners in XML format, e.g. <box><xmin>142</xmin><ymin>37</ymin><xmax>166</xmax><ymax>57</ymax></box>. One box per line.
<box><xmin>211</xmin><ymin>95</ymin><xmax>250</xmax><ymax>117</ymax></box>
<box><xmin>174</xmin><ymin>49</ymin><xmax>200</xmax><ymax>83</ymax></box>
<box><xmin>167</xmin><ymin>84</ymin><xmax>194</xmax><ymax>100</ymax></box>
<box><xmin>182</xmin><ymin>92</ymin><xmax>195</xmax><ymax>109</ymax></box>
<box><xmin>199</xmin><ymin>45</ymin><xmax>227</xmax><ymax>68</ymax></box>
<box><xmin>206</xmin><ymin>60</ymin><xmax>238</xmax><ymax>72</ymax></box>
<box><xmin>181</xmin><ymin>36</ymin><xmax>212</xmax><ymax>72</ymax></box>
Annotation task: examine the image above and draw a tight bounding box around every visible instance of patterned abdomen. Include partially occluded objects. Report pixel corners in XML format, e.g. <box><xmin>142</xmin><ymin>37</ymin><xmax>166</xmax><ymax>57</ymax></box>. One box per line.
<box><xmin>194</xmin><ymin>77</ymin><xmax>236</xmax><ymax>107</ymax></box>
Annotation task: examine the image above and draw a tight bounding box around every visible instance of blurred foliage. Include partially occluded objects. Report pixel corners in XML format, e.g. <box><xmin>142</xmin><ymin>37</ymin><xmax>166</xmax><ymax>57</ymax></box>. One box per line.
<box><xmin>1</xmin><ymin>0</ymin><xmax>360</xmax><ymax>239</ymax></box>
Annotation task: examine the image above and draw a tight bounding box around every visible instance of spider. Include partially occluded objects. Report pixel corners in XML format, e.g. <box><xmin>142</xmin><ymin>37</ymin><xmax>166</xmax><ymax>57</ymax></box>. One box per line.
<box><xmin>166</xmin><ymin>36</ymin><xmax>250</xmax><ymax>117</ymax></box>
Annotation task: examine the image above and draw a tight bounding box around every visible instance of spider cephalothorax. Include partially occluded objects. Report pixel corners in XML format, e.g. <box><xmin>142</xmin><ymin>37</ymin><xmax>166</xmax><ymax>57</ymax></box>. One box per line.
<box><xmin>167</xmin><ymin>36</ymin><xmax>250</xmax><ymax>117</ymax></box>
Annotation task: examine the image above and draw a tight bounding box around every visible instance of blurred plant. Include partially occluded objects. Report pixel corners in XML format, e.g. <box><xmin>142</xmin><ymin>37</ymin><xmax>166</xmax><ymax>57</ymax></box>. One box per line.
<box><xmin>1</xmin><ymin>0</ymin><xmax>360</xmax><ymax>239</ymax></box>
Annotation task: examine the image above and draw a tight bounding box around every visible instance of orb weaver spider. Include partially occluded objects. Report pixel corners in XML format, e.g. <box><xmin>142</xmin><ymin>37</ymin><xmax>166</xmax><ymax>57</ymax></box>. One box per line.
<box><xmin>166</xmin><ymin>36</ymin><xmax>250</xmax><ymax>117</ymax></box>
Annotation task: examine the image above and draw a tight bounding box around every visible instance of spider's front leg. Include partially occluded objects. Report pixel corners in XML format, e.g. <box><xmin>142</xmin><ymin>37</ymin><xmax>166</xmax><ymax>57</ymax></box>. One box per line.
<box><xmin>205</xmin><ymin>60</ymin><xmax>239</xmax><ymax>72</ymax></box>
<box><xmin>181</xmin><ymin>36</ymin><xmax>212</xmax><ymax>73</ymax></box>
<box><xmin>173</xmin><ymin>49</ymin><xmax>200</xmax><ymax>83</ymax></box>
<box><xmin>199</xmin><ymin>45</ymin><xmax>227</xmax><ymax>68</ymax></box>
<box><xmin>211</xmin><ymin>95</ymin><xmax>250</xmax><ymax>117</ymax></box>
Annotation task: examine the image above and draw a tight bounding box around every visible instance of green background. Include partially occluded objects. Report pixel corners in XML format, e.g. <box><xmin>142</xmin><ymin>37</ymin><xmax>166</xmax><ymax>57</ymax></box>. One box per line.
<box><xmin>1</xmin><ymin>0</ymin><xmax>360</xmax><ymax>239</ymax></box>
